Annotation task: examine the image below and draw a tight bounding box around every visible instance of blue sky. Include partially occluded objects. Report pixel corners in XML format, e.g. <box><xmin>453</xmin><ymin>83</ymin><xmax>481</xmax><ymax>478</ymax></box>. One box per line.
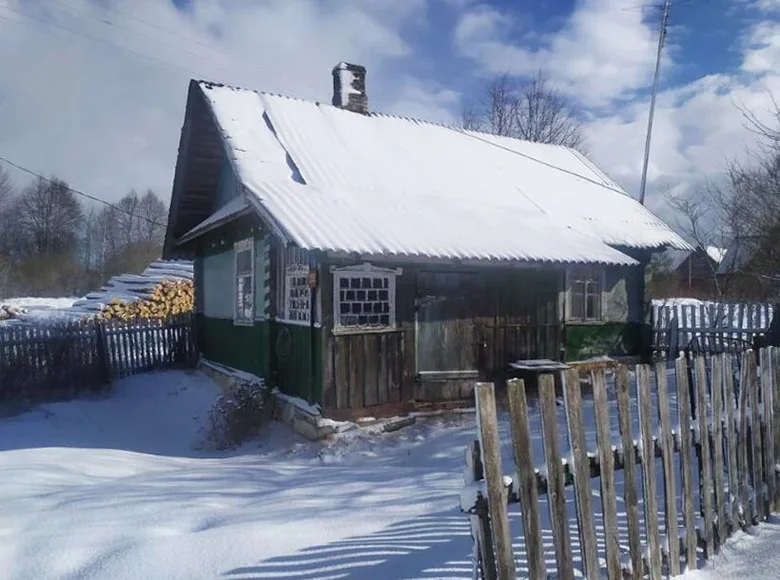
<box><xmin>1</xmin><ymin>0</ymin><xmax>779</xmax><ymax>228</ymax></box>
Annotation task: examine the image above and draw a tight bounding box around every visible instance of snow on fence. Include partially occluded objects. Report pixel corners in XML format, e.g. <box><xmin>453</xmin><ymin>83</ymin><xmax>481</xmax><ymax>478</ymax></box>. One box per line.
<box><xmin>465</xmin><ymin>349</ymin><xmax>780</xmax><ymax>580</ymax></box>
<box><xmin>652</xmin><ymin>300</ymin><xmax>773</xmax><ymax>356</ymax></box>
<box><xmin>0</xmin><ymin>313</ymin><xmax>196</xmax><ymax>403</ymax></box>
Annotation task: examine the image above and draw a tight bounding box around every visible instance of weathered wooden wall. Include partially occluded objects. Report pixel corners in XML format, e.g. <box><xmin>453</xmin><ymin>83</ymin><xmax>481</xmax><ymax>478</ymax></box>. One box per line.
<box><xmin>321</xmin><ymin>263</ymin><xmax>562</xmax><ymax>416</ymax></box>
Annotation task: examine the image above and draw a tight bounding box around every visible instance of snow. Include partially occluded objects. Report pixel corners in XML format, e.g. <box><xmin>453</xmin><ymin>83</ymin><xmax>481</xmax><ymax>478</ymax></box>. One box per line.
<box><xmin>1</xmin><ymin>363</ymin><xmax>771</xmax><ymax>580</ymax></box>
<box><xmin>1</xmin><ymin>297</ymin><xmax>78</xmax><ymax>310</ymax></box>
<box><xmin>0</xmin><ymin>371</ymin><xmax>482</xmax><ymax>580</ymax></box>
<box><xmin>198</xmin><ymin>82</ymin><xmax>688</xmax><ymax>266</ymax></box>
<box><xmin>705</xmin><ymin>246</ymin><xmax>727</xmax><ymax>264</ymax></box>
<box><xmin>682</xmin><ymin>517</ymin><xmax>780</xmax><ymax>580</ymax></box>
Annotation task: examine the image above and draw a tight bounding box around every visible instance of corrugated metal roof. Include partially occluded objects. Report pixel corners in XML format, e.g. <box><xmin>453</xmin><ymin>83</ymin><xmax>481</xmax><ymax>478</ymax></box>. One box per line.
<box><xmin>198</xmin><ymin>82</ymin><xmax>690</xmax><ymax>265</ymax></box>
<box><xmin>179</xmin><ymin>197</ymin><xmax>250</xmax><ymax>244</ymax></box>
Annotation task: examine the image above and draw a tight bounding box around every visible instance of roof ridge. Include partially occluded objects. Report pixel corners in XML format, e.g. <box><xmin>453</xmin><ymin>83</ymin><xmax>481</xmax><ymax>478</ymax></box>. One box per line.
<box><xmin>195</xmin><ymin>79</ymin><xmax>583</xmax><ymax>155</ymax></box>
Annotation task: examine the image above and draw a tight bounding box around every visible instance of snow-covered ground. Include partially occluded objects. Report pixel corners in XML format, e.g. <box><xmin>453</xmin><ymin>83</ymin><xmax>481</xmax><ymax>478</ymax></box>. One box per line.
<box><xmin>0</xmin><ymin>371</ymin><xmax>479</xmax><ymax>580</ymax></box>
<box><xmin>682</xmin><ymin>517</ymin><xmax>780</xmax><ymax>580</ymax></box>
<box><xmin>0</xmin><ymin>366</ymin><xmax>774</xmax><ymax>580</ymax></box>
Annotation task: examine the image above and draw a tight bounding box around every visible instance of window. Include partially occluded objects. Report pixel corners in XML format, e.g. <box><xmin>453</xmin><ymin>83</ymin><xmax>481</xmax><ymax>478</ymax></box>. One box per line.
<box><xmin>333</xmin><ymin>263</ymin><xmax>400</xmax><ymax>330</ymax></box>
<box><xmin>569</xmin><ymin>267</ymin><xmax>602</xmax><ymax>321</ymax></box>
<box><xmin>285</xmin><ymin>264</ymin><xmax>311</xmax><ymax>323</ymax></box>
<box><xmin>234</xmin><ymin>239</ymin><xmax>254</xmax><ymax>324</ymax></box>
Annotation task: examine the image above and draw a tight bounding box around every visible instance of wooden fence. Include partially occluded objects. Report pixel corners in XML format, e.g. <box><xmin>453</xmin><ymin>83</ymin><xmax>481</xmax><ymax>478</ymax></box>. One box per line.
<box><xmin>652</xmin><ymin>300</ymin><xmax>773</xmax><ymax>356</ymax></box>
<box><xmin>463</xmin><ymin>348</ymin><xmax>780</xmax><ymax>579</ymax></box>
<box><xmin>0</xmin><ymin>313</ymin><xmax>196</xmax><ymax>403</ymax></box>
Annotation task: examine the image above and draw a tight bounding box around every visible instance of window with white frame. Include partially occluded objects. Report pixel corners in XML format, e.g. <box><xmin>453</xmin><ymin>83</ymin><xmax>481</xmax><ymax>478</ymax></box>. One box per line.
<box><xmin>234</xmin><ymin>239</ymin><xmax>254</xmax><ymax>324</ymax></box>
<box><xmin>568</xmin><ymin>267</ymin><xmax>602</xmax><ymax>321</ymax></box>
<box><xmin>285</xmin><ymin>264</ymin><xmax>311</xmax><ymax>323</ymax></box>
<box><xmin>333</xmin><ymin>263</ymin><xmax>400</xmax><ymax>329</ymax></box>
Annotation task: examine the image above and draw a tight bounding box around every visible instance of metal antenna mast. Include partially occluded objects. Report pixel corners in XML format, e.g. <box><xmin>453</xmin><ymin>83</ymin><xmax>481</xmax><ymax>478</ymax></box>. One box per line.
<box><xmin>638</xmin><ymin>0</ymin><xmax>671</xmax><ymax>206</ymax></box>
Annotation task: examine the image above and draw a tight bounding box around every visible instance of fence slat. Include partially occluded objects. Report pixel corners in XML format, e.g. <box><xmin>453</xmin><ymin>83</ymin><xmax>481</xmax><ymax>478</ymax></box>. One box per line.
<box><xmin>655</xmin><ymin>361</ymin><xmax>680</xmax><ymax>575</ymax></box>
<box><xmin>562</xmin><ymin>370</ymin><xmax>599</xmax><ymax>580</ymax></box>
<box><xmin>616</xmin><ymin>365</ymin><xmax>643</xmax><ymax>580</ymax></box>
<box><xmin>738</xmin><ymin>352</ymin><xmax>751</xmax><ymax>527</ymax></box>
<box><xmin>465</xmin><ymin>440</ymin><xmax>497</xmax><ymax>580</ymax></box>
<box><xmin>475</xmin><ymin>383</ymin><xmax>516</xmax><ymax>580</ymax></box>
<box><xmin>747</xmin><ymin>350</ymin><xmax>764</xmax><ymax>522</ymax></box>
<box><xmin>592</xmin><ymin>369</ymin><xmax>621</xmax><ymax>580</ymax></box>
<box><xmin>761</xmin><ymin>348</ymin><xmax>775</xmax><ymax>515</ymax></box>
<box><xmin>695</xmin><ymin>356</ymin><xmax>714</xmax><ymax>558</ymax></box>
<box><xmin>539</xmin><ymin>372</ymin><xmax>574</xmax><ymax>580</ymax></box>
<box><xmin>506</xmin><ymin>378</ymin><xmax>545</xmax><ymax>580</ymax></box>
<box><xmin>637</xmin><ymin>365</ymin><xmax>662</xmax><ymax>580</ymax></box>
<box><xmin>773</xmin><ymin>348</ymin><xmax>780</xmax><ymax>509</ymax></box>
<box><xmin>711</xmin><ymin>354</ymin><xmax>727</xmax><ymax>549</ymax></box>
<box><xmin>676</xmin><ymin>355</ymin><xmax>697</xmax><ymax>570</ymax></box>
<box><xmin>724</xmin><ymin>353</ymin><xmax>740</xmax><ymax>530</ymax></box>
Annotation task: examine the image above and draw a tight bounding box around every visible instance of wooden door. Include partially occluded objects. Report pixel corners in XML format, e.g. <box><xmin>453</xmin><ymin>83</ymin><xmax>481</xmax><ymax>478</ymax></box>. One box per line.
<box><xmin>416</xmin><ymin>272</ymin><xmax>480</xmax><ymax>376</ymax></box>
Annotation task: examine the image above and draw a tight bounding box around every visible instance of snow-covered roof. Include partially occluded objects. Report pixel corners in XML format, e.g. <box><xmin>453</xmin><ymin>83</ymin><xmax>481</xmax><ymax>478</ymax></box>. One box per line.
<box><xmin>193</xmin><ymin>81</ymin><xmax>690</xmax><ymax>266</ymax></box>
<box><xmin>705</xmin><ymin>246</ymin><xmax>727</xmax><ymax>264</ymax></box>
<box><xmin>179</xmin><ymin>197</ymin><xmax>250</xmax><ymax>244</ymax></box>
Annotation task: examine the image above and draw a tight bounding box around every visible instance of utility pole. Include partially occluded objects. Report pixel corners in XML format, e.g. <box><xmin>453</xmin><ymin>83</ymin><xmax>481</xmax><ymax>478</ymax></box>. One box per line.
<box><xmin>638</xmin><ymin>0</ymin><xmax>671</xmax><ymax>206</ymax></box>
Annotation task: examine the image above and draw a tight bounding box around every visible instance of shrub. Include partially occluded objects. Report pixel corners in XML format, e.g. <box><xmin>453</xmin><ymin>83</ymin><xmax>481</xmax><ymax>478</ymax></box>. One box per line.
<box><xmin>207</xmin><ymin>382</ymin><xmax>267</xmax><ymax>449</ymax></box>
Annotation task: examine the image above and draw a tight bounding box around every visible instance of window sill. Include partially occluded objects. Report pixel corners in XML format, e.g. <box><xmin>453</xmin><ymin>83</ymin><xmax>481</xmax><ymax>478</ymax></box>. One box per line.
<box><xmin>565</xmin><ymin>319</ymin><xmax>604</xmax><ymax>326</ymax></box>
<box><xmin>332</xmin><ymin>326</ymin><xmax>404</xmax><ymax>337</ymax></box>
<box><xmin>233</xmin><ymin>319</ymin><xmax>255</xmax><ymax>327</ymax></box>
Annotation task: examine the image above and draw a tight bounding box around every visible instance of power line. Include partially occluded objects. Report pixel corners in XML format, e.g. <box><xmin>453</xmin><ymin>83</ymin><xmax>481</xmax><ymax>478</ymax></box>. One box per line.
<box><xmin>457</xmin><ymin>128</ymin><xmax>632</xmax><ymax>198</ymax></box>
<box><xmin>47</xmin><ymin>0</ymin><xmax>242</xmax><ymax>78</ymax></box>
<box><xmin>0</xmin><ymin>156</ymin><xmax>166</xmax><ymax>228</ymax></box>
<box><xmin>0</xmin><ymin>3</ymin><xmax>213</xmax><ymax>80</ymax></box>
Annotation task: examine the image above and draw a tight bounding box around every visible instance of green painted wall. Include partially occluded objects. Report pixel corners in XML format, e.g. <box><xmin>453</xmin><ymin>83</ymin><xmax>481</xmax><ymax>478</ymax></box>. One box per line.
<box><xmin>272</xmin><ymin>322</ymin><xmax>323</xmax><ymax>404</ymax></box>
<box><xmin>565</xmin><ymin>322</ymin><xmax>645</xmax><ymax>361</ymax></box>
<box><xmin>203</xmin><ymin>250</ymin><xmax>234</xmax><ymax>319</ymax></box>
<box><xmin>197</xmin><ymin>315</ymin><xmax>271</xmax><ymax>378</ymax></box>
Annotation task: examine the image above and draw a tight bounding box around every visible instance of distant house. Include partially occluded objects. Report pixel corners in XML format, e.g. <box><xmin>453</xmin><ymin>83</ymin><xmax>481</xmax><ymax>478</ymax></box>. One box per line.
<box><xmin>163</xmin><ymin>63</ymin><xmax>688</xmax><ymax>418</ymax></box>
<box><xmin>717</xmin><ymin>235</ymin><xmax>777</xmax><ymax>300</ymax></box>
<box><xmin>663</xmin><ymin>245</ymin><xmax>725</xmax><ymax>298</ymax></box>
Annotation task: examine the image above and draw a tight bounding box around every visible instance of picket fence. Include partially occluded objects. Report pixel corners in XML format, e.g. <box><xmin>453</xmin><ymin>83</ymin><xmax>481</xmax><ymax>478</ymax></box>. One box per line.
<box><xmin>652</xmin><ymin>301</ymin><xmax>773</xmax><ymax>356</ymax></box>
<box><xmin>0</xmin><ymin>313</ymin><xmax>197</xmax><ymax>402</ymax></box>
<box><xmin>464</xmin><ymin>349</ymin><xmax>780</xmax><ymax>580</ymax></box>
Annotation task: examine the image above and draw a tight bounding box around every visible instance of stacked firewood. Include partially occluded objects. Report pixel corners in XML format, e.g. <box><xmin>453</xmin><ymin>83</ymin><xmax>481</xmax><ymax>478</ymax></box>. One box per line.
<box><xmin>97</xmin><ymin>279</ymin><xmax>194</xmax><ymax>321</ymax></box>
<box><xmin>0</xmin><ymin>304</ymin><xmax>26</xmax><ymax>321</ymax></box>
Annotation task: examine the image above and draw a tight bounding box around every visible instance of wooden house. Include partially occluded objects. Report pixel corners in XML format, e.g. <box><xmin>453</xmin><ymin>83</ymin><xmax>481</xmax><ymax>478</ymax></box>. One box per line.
<box><xmin>163</xmin><ymin>63</ymin><xmax>689</xmax><ymax>418</ymax></box>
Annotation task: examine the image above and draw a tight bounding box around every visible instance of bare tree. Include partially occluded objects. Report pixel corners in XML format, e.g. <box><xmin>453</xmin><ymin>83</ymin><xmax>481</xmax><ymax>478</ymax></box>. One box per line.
<box><xmin>460</xmin><ymin>71</ymin><xmax>586</xmax><ymax>152</ymax></box>
<box><xmin>665</xmin><ymin>187</ymin><xmax>726</xmax><ymax>298</ymax></box>
<box><xmin>17</xmin><ymin>177</ymin><xmax>83</xmax><ymax>256</ymax></box>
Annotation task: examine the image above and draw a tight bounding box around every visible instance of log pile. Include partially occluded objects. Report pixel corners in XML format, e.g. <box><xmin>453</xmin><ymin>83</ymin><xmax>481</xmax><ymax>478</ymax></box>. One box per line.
<box><xmin>97</xmin><ymin>279</ymin><xmax>194</xmax><ymax>321</ymax></box>
<box><xmin>71</xmin><ymin>260</ymin><xmax>194</xmax><ymax>321</ymax></box>
<box><xmin>0</xmin><ymin>304</ymin><xmax>26</xmax><ymax>321</ymax></box>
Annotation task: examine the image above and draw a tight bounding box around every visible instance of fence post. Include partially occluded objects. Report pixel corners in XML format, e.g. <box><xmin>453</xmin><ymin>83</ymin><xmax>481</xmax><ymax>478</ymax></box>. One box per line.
<box><xmin>475</xmin><ymin>383</ymin><xmax>516</xmax><ymax>580</ymax></box>
<box><xmin>695</xmin><ymin>356</ymin><xmax>714</xmax><ymax>557</ymax></box>
<box><xmin>592</xmin><ymin>369</ymin><xmax>621</xmax><ymax>579</ymax></box>
<box><xmin>615</xmin><ymin>365</ymin><xmax>643</xmax><ymax>580</ymax></box>
<box><xmin>669</xmin><ymin>315</ymin><xmax>679</xmax><ymax>359</ymax></box>
<box><xmin>675</xmin><ymin>354</ymin><xmax>697</xmax><ymax>570</ymax></box>
<box><xmin>506</xmin><ymin>378</ymin><xmax>545</xmax><ymax>580</ymax></box>
<box><xmin>539</xmin><ymin>373</ymin><xmax>574</xmax><ymax>580</ymax></box>
<box><xmin>637</xmin><ymin>365</ymin><xmax>662</xmax><ymax>580</ymax></box>
<box><xmin>562</xmin><ymin>369</ymin><xmax>599</xmax><ymax>580</ymax></box>
<box><xmin>464</xmin><ymin>440</ymin><xmax>497</xmax><ymax>580</ymax></box>
<box><xmin>760</xmin><ymin>348</ymin><xmax>775</xmax><ymax>515</ymax></box>
<box><xmin>655</xmin><ymin>361</ymin><xmax>680</xmax><ymax>573</ymax></box>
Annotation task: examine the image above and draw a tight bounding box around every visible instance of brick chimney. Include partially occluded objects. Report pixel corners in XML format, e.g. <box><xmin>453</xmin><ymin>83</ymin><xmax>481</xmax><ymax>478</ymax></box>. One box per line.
<box><xmin>332</xmin><ymin>62</ymin><xmax>368</xmax><ymax>114</ymax></box>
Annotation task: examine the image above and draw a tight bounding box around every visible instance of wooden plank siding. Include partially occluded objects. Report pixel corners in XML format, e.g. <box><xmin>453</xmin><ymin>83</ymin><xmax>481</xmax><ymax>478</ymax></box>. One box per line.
<box><xmin>320</xmin><ymin>262</ymin><xmax>563</xmax><ymax>416</ymax></box>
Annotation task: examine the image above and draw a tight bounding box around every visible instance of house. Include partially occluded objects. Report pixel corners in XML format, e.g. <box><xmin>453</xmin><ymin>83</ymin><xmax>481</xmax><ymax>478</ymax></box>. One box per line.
<box><xmin>715</xmin><ymin>235</ymin><xmax>780</xmax><ymax>300</ymax></box>
<box><xmin>163</xmin><ymin>63</ymin><xmax>689</xmax><ymax>418</ymax></box>
<box><xmin>659</xmin><ymin>245</ymin><xmax>725</xmax><ymax>299</ymax></box>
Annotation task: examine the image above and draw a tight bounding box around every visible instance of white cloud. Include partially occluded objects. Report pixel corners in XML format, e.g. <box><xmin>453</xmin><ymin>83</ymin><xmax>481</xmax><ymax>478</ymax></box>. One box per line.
<box><xmin>453</xmin><ymin>0</ymin><xmax>663</xmax><ymax>107</ymax></box>
<box><xmin>0</xmin><ymin>0</ymin><xmax>448</xmax><ymax>203</ymax></box>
